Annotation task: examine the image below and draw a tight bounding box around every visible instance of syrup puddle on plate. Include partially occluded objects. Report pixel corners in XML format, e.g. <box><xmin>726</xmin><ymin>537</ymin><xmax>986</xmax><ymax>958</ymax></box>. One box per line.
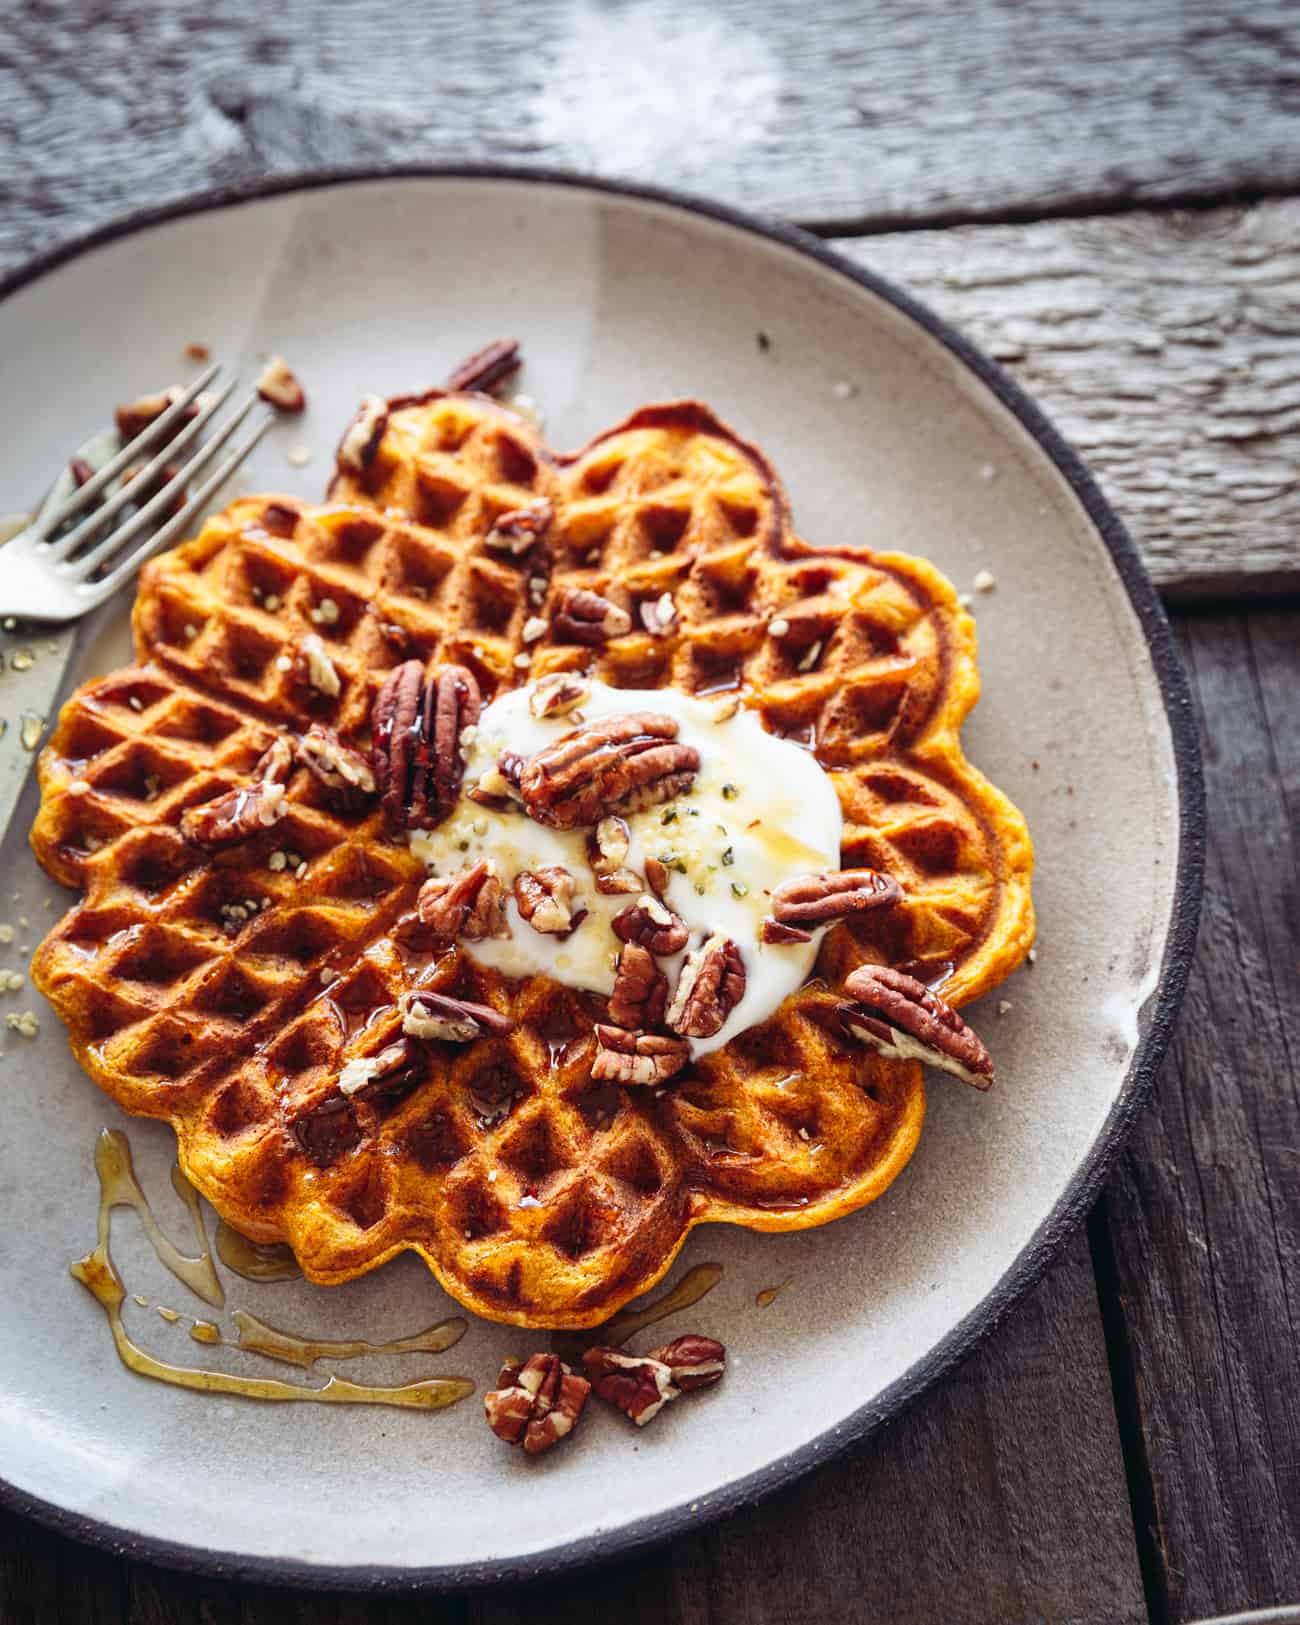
<box><xmin>72</xmin><ymin>1128</ymin><xmax>474</xmax><ymax>1412</ymax></box>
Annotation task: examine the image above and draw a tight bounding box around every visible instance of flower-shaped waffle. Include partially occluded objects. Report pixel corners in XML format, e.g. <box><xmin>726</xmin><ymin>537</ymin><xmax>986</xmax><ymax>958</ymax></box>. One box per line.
<box><xmin>31</xmin><ymin>388</ymin><xmax>1033</xmax><ymax>1328</ymax></box>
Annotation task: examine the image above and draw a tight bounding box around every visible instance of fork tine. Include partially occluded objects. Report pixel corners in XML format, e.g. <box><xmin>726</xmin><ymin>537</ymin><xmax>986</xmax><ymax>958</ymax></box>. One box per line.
<box><xmin>34</xmin><ymin>362</ymin><xmax>222</xmax><ymax>539</ymax></box>
<box><xmin>43</xmin><ymin>377</ymin><xmax>238</xmax><ymax>562</ymax></box>
<box><xmin>68</xmin><ymin>394</ymin><xmax>266</xmax><ymax>579</ymax></box>
<box><xmin>84</xmin><ymin>416</ymin><xmax>274</xmax><ymax>603</ymax></box>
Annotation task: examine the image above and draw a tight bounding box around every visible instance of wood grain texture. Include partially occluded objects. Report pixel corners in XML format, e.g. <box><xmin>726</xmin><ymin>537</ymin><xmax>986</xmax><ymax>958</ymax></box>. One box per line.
<box><xmin>1096</xmin><ymin>609</ymin><xmax>1300</xmax><ymax>1623</ymax></box>
<box><xmin>0</xmin><ymin>1236</ymin><xmax>1144</xmax><ymax>1625</ymax></box>
<box><xmin>833</xmin><ymin>202</ymin><xmax>1300</xmax><ymax>601</ymax></box>
<box><xmin>2</xmin><ymin>0</ymin><xmax>1300</xmax><ymax>261</ymax></box>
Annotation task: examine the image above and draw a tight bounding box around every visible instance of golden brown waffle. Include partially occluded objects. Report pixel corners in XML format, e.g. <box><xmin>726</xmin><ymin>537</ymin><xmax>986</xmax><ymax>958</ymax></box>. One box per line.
<box><xmin>31</xmin><ymin>389</ymin><xmax>1033</xmax><ymax>1328</ymax></box>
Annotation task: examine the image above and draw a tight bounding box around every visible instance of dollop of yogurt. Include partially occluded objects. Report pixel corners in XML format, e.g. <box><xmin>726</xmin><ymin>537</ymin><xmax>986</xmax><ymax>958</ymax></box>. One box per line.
<box><xmin>409</xmin><ymin>680</ymin><xmax>842</xmax><ymax>1058</ymax></box>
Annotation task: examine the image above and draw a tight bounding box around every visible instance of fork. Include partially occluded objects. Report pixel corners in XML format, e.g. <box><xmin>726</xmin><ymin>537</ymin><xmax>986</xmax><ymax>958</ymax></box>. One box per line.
<box><xmin>1</xmin><ymin>364</ymin><xmax>273</xmax><ymax>621</ymax></box>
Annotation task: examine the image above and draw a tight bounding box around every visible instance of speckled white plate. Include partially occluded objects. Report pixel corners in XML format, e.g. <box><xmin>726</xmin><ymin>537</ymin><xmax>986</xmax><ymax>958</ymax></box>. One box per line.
<box><xmin>0</xmin><ymin>171</ymin><xmax>1202</xmax><ymax>1589</ymax></box>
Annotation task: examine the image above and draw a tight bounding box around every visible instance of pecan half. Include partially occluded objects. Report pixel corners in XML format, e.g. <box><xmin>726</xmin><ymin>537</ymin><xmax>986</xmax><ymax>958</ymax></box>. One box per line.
<box><xmin>552</xmin><ymin>587</ymin><xmax>632</xmax><ymax>646</ymax></box>
<box><xmin>417</xmin><ymin>861</ymin><xmax>509</xmax><ymax>941</ymax></box>
<box><xmin>770</xmin><ymin>868</ymin><xmax>901</xmax><ymax>925</ymax></box>
<box><xmin>337</xmin><ymin>1038</ymin><xmax>424</xmax><ymax>1105</ymax></box>
<box><xmin>516</xmin><ymin>714</ymin><xmax>699</xmax><ymax>830</ymax></box>
<box><xmin>180</xmin><ymin>737</ymin><xmax>292</xmax><ymax>851</ymax></box>
<box><xmin>296</xmin><ymin>725</ymin><xmax>376</xmax><ymax>812</ymax></box>
<box><xmin>839</xmin><ymin>964</ymin><xmax>995</xmax><ymax>1090</ymax></box>
<box><xmin>760</xmin><ymin>917</ymin><xmax>813</xmax><ymax>945</ymax></box>
<box><xmin>587</xmin><ymin>815</ymin><xmax>640</xmax><ymax>895</ymax></box>
<box><xmin>513</xmin><ymin>866</ymin><xmax>582</xmax><ymax>936</ymax></box>
<box><xmin>336</xmin><ymin>394</ymin><xmax>388</xmax><ymax>473</ymax></box>
<box><xmin>528</xmin><ymin>671</ymin><xmax>590</xmax><ymax>720</ymax></box>
<box><xmin>484</xmin><ymin>498</ymin><xmax>552</xmax><ymax>556</ymax></box>
<box><xmin>666</xmin><ymin>935</ymin><xmax>746</xmax><ymax>1040</ymax></box>
<box><xmin>255</xmin><ymin>354</ymin><xmax>306</xmax><ymax>412</ymax></box>
<box><xmin>484</xmin><ymin>1352</ymin><xmax>590</xmax><ymax>1456</ymax></box>
<box><xmin>372</xmin><ymin>660</ymin><xmax>480</xmax><ymax>829</ymax></box>
<box><xmin>611</xmin><ymin>894</ymin><xmax>689</xmax><ymax>955</ymax></box>
<box><xmin>608</xmin><ymin>943</ymin><xmax>669</xmax><ymax>1029</ymax></box>
<box><xmin>582</xmin><ymin>1347</ymin><xmax>675</xmax><ymax>1425</ymax></box>
<box><xmin>649</xmin><ymin>1334</ymin><xmax>726</xmax><ymax>1393</ymax></box>
<box><xmin>446</xmin><ymin>338</ymin><xmax>522</xmax><ymax>395</ymax></box>
<box><xmin>590</xmin><ymin>1025</ymin><xmax>689</xmax><ymax>1086</ymax></box>
<box><xmin>401</xmin><ymin>989</ymin><xmax>515</xmax><ymax>1042</ymax></box>
<box><xmin>583</xmin><ymin>1334</ymin><xmax>725</xmax><ymax>1426</ymax></box>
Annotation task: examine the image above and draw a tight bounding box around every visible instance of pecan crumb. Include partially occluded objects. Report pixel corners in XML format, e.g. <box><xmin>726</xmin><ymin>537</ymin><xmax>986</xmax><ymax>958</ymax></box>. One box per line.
<box><xmin>256</xmin><ymin>354</ymin><xmax>306</xmax><ymax>412</ymax></box>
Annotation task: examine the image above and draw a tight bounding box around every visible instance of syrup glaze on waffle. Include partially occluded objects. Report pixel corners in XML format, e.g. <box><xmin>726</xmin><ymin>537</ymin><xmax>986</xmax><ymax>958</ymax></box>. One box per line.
<box><xmin>32</xmin><ymin>386</ymin><xmax>1034</xmax><ymax>1328</ymax></box>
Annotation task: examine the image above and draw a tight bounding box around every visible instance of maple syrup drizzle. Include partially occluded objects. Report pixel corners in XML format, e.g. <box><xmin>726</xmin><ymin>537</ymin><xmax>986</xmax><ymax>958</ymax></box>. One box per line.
<box><xmin>755</xmin><ymin>1276</ymin><xmax>794</xmax><ymax>1308</ymax></box>
<box><xmin>72</xmin><ymin>1130</ymin><xmax>475</xmax><ymax>1413</ymax></box>
<box><xmin>186</xmin><ymin>1308</ymin><xmax>467</xmax><ymax>1370</ymax></box>
<box><xmin>91</xmin><ymin>1129</ymin><xmax>224</xmax><ymax>1307</ymax></box>
<box><xmin>214</xmin><ymin>1220</ymin><xmax>302</xmax><ymax>1283</ymax></box>
<box><xmin>589</xmin><ymin>1261</ymin><xmax>724</xmax><ymax>1348</ymax></box>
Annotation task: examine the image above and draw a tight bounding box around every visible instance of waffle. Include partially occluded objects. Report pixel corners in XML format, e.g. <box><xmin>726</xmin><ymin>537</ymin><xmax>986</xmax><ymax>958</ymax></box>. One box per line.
<box><xmin>31</xmin><ymin>388</ymin><xmax>1034</xmax><ymax>1329</ymax></box>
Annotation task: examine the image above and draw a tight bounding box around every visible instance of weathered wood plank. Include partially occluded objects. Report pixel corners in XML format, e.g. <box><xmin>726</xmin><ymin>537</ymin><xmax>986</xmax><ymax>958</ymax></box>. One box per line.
<box><xmin>2</xmin><ymin>0</ymin><xmax>1300</xmax><ymax>261</ymax></box>
<box><xmin>1095</xmin><ymin>608</ymin><xmax>1300</xmax><ymax>1622</ymax></box>
<box><xmin>833</xmin><ymin>201</ymin><xmax>1300</xmax><ymax>601</ymax></box>
<box><xmin>0</xmin><ymin>1235</ymin><xmax>1146</xmax><ymax>1624</ymax></box>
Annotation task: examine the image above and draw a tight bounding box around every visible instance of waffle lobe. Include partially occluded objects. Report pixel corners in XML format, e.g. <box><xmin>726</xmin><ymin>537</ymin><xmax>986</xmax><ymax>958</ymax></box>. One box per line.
<box><xmin>30</xmin><ymin>391</ymin><xmax>1034</xmax><ymax>1328</ymax></box>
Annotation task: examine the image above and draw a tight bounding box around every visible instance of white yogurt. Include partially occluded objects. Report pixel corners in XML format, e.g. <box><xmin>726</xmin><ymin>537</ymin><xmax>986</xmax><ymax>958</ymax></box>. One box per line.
<box><xmin>410</xmin><ymin>681</ymin><xmax>842</xmax><ymax>1057</ymax></box>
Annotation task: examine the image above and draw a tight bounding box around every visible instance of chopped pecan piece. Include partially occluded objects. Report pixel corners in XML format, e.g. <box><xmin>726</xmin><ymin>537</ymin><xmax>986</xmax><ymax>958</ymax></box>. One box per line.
<box><xmin>372</xmin><ymin>660</ymin><xmax>481</xmax><ymax>829</ymax></box>
<box><xmin>255</xmin><ymin>354</ymin><xmax>305</xmax><ymax>412</ymax></box>
<box><xmin>666</xmin><ymin>935</ymin><xmax>746</xmax><ymax>1040</ymax></box>
<box><xmin>591</xmin><ymin>1025</ymin><xmax>689</xmax><ymax>1086</ymax></box>
<box><xmin>639</xmin><ymin>591</ymin><xmax>677</xmax><ymax>637</ymax></box>
<box><xmin>259</xmin><ymin>500</ymin><xmax>299</xmax><ymax>539</ymax></box>
<box><xmin>483</xmin><ymin>1352</ymin><xmax>590</xmax><ymax>1456</ymax></box>
<box><xmin>417</xmin><ymin>861</ymin><xmax>509</xmax><ymax>941</ymax></box>
<box><xmin>770</xmin><ymin>868</ymin><xmax>901</xmax><ymax>925</ymax></box>
<box><xmin>528</xmin><ymin>671</ymin><xmax>590</xmax><ymax>720</ymax></box>
<box><xmin>114</xmin><ymin>386</ymin><xmax>195</xmax><ymax>443</ymax></box>
<box><xmin>297</xmin><ymin>632</ymin><xmax>341</xmax><ymax>698</ymax></box>
<box><xmin>644</xmin><ymin>855</ymin><xmax>670</xmax><ymax>897</ymax></box>
<box><xmin>180</xmin><ymin>737</ymin><xmax>292</xmax><ymax>851</ymax></box>
<box><xmin>68</xmin><ymin>456</ymin><xmax>96</xmax><ymax>488</ymax></box>
<box><xmin>446</xmin><ymin>338</ymin><xmax>522</xmax><ymax>395</ymax></box>
<box><xmin>291</xmin><ymin>1094</ymin><xmax>360</xmax><ymax>1167</ymax></box>
<box><xmin>401</xmin><ymin>989</ymin><xmax>515</xmax><ymax>1042</ymax></box>
<box><xmin>587</xmin><ymin>815</ymin><xmax>640</xmax><ymax>894</ymax></box>
<box><xmin>484</xmin><ymin>498</ymin><xmax>552</xmax><ymax>556</ymax></box>
<box><xmin>121</xmin><ymin>460</ymin><xmax>187</xmax><ymax>518</ymax></box>
<box><xmin>516</xmin><ymin>713</ymin><xmax>699</xmax><ymax>830</ymax></box>
<box><xmin>611</xmin><ymin>894</ymin><xmax>689</xmax><ymax>955</ymax></box>
<box><xmin>513</xmin><ymin>866</ymin><xmax>582</xmax><ymax>936</ymax></box>
<box><xmin>608</xmin><ymin>943</ymin><xmax>669</xmax><ymax>1029</ymax></box>
<box><xmin>760</xmin><ymin>917</ymin><xmax>813</xmax><ymax>945</ymax></box>
<box><xmin>839</xmin><ymin>964</ymin><xmax>994</xmax><ymax>1090</ymax></box>
<box><xmin>337</xmin><ymin>1038</ymin><xmax>424</xmax><ymax>1105</ymax></box>
<box><xmin>649</xmin><ymin>1334</ymin><xmax>727</xmax><ymax>1392</ymax></box>
<box><xmin>552</xmin><ymin>587</ymin><xmax>632</xmax><ymax>646</ymax></box>
<box><xmin>336</xmin><ymin>393</ymin><xmax>388</xmax><ymax>473</ymax></box>
<box><xmin>296</xmin><ymin>725</ymin><xmax>375</xmax><ymax>812</ymax></box>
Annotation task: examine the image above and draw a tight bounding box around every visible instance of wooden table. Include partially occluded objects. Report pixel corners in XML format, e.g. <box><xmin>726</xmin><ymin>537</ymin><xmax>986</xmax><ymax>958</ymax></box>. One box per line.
<box><xmin>2</xmin><ymin>5</ymin><xmax>1297</xmax><ymax>1621</ymax></box>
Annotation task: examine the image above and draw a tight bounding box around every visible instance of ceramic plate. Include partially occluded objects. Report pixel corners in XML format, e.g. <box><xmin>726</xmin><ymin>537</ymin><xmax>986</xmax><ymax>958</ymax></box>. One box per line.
<box><xmin>0</xmin><ymin>171</ymin><xmax>1201</xmax><ymax>1589</ymax></box>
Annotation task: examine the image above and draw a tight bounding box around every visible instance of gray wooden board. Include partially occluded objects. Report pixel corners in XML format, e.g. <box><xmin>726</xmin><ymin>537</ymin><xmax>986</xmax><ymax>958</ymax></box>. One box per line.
<box><xmin>0</xmin><ymin>1234</ymin><xmax>1146</xmax><ymax>1625</ymax></box>
<box><xmin>3</xmin><ymin>0</ymin><xmax>1300</xmax><ymax>255</ymax></box>
<box><xmin>1096</xmin><ymin>609</ymin><xmax>1300</xmax><ymax>1624</ymax></box>
<box><xmin>832</xmin><ymin>205</ymin><xmax>1300</xmax><ymax>602</ymax></box>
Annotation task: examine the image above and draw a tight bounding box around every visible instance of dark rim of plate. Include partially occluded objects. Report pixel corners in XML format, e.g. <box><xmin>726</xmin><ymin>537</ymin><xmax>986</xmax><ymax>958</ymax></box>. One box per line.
<box><xmin>0</xmin><ymin>165</ymin><xmax>1206</xmax><ymax>1593</ymax></box>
